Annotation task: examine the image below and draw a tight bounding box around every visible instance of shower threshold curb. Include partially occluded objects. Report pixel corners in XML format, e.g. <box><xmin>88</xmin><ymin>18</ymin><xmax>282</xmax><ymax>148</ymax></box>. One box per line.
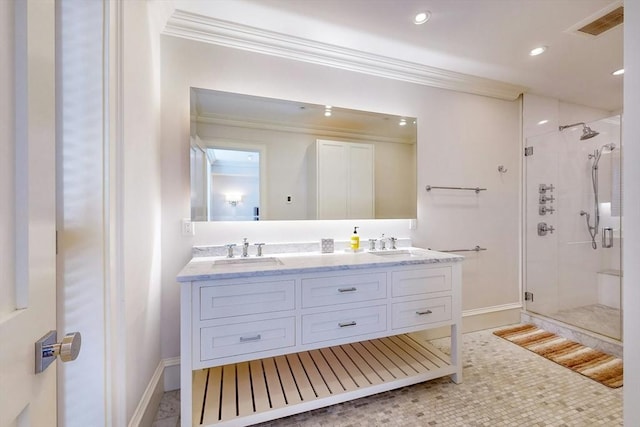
<box><xmin>520</xmin><ymin>311</ymin><xmax>622</xmax><ymax>359</ymax></box>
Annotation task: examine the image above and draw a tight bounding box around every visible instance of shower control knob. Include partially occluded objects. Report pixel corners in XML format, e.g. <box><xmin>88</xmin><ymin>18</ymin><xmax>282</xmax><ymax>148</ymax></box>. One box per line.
<box><xmin>539</xmin><ymin>184</ymin><xmax>552</xmax><ymax>194</ymax></box>
<box><xmin>537</xmin><ymin>222</ymin><xmax>555</xmax><ymax>236</ymax></box>
<box><xmin>539</xmin><ymin>194</ymin><xmax>555</xmax><ymax>204</ymax></box>
<box><xmin>539</xmin><ymin>206</ymin><xmax>555</xmax><ymax>216</ymax></box>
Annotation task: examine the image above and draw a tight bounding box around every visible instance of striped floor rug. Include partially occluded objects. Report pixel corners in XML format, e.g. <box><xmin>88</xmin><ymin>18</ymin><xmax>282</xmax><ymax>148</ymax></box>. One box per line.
<box><xmin>494</xmin><ymin>324</ymin><xmax>623</xmax><ymax>388</ymax></box>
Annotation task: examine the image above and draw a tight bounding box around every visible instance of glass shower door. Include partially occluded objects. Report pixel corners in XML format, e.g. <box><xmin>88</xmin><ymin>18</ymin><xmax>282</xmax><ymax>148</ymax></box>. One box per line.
<box><xmin>524</xmin><ymin>116</ymin><xmax>622</xmax><ymax>341</ymax></box>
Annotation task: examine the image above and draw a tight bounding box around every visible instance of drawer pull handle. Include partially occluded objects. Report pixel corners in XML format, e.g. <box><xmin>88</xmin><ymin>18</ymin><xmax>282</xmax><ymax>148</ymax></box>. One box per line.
<box><xmin>338</xmin><ymin>321</ymin><xmax>357</xmax><ymax>328</ymax></box>
<box><xmin>416</xmin><ymin>310</ymin><xmax>433</xmax><ymax>315</ymax></box>
<box><xmin>239</xmin><ymin>334</ymin><xmax>262</xmax><ymax>342</ymax></box>
<box><xmin>338</xmin><ymin>287</ymin><xmax>357</xmax><ymax>293</ymax></box>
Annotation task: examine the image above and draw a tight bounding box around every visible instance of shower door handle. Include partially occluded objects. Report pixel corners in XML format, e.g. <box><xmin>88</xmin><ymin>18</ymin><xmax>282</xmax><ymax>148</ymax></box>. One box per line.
<box><xmin>602</xmin><ymin>227</ymin><xmax>614</xmax><ymax>248</ymax></box>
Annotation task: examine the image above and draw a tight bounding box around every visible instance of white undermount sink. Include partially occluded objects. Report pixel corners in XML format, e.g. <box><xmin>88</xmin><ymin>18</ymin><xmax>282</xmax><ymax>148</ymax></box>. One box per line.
<box><xmin>213</xmin><ymin>256</ymin><xmax>283</xmax><ymax>267</ymax></box>
<box><xmin>369</xmin><ymin>249</ymin><xmax>426</xmax><ymax>257</ymax></box>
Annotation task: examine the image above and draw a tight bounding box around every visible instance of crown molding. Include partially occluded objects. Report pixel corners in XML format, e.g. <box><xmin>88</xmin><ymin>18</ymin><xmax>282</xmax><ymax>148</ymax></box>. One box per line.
<box><xmin>164</xmin><ymin>10</ymin><xmax>526</xmax><ymax>101</ymax></box>
<box><xmin>194</xmin><ymin>114</ymin><xmax>414</xmax><ymax>145</ymax></box>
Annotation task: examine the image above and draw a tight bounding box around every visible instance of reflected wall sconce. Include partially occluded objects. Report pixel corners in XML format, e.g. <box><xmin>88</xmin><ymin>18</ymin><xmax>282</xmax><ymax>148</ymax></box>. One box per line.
<box><xmin>226</xmin><ymin>194</ymin><xmax>242</xmax><ymax>206</ymax></box>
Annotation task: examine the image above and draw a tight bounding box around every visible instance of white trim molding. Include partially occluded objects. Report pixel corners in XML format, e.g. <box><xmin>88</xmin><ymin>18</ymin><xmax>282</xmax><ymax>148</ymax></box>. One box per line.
<box><xmin>163</xmin><ymin>10</ymin><xmax>526</xmax><ymax>101</ymax></box>
<box><xmin>128</xmin><ymin>357</ymin><xmax>180</xmax><ymax>427</ymax></box>
<box><xmin>462</xmin><ymin>302</ymin><xmax>522</xmax><ymax>318</ymax></box>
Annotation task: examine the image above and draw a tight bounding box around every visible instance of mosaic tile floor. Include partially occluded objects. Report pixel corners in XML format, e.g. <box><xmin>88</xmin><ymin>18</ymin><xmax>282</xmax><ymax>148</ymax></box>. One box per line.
<box><xmin>153</xmin><ymin>328</ymin><xmax>622</xmax><ymax>427</ymax></box>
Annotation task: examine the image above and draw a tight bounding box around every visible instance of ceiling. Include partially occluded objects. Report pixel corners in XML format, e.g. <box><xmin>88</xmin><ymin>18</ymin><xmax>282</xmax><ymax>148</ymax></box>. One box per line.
<box><xmin>172</xmin><ymin>0</ymin><xmax>624</xmax><ymax>111</ymax></box>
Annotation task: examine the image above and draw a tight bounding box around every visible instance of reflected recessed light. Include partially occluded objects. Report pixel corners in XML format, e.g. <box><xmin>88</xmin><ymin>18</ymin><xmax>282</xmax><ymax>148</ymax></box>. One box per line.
<box><xmin>612</xmin><ymin>68</ymin><xmax>624</xmax><ymax>76</ymax></box>
<box><xmin>537</xmin><ymin>119</ymin><xmax>549</xmax><ymax>125</ymax></box>
<box><xmin>399</xmin><ymin>118</ymin><xmax>407</xmax><ymax>126</ymax></box>
<box><xmin>529</xmin><ymin>46</ymin><xmax>547</xmax><ymax>56</ymax></box>
<box><xmin>324</xmin><ymin>110</ymin><xmax>332</xmax><ymax>117</ymax></box>
<box><xmin>414</xmin><ymin>11</ymin><xmax>431</xmax><ymax>25</ymax></box>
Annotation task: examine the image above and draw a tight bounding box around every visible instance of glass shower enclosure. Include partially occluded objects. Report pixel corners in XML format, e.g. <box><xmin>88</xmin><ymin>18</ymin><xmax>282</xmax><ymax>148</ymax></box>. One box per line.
<box><xmin>524</xmin><ymin>115</ymin><xmax>622</xmax><ymax>341</ymax></box>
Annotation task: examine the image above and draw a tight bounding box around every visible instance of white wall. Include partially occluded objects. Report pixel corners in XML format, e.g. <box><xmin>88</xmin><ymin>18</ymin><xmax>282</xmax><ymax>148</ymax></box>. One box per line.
<box><xmin>122</xmin><ymin>1</ymin><xmax>163</xmax><ymax>423</ymax></box>
<box><xmin>161</xmin><ymin>36</ymin><xmax>522</xmax><ymax>363</ymax></box>
<box><xmin>624</xmin><ymin>1</ymin><xmax>640</xmax><ymax>423</ymax></box>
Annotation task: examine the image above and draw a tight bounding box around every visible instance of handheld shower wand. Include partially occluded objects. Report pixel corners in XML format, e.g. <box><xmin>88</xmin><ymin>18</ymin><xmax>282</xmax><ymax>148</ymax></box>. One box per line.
<box><xmin>581</xmin><ymin>143</ymin><xmax>616</xmax><ymax>249</ymax></box>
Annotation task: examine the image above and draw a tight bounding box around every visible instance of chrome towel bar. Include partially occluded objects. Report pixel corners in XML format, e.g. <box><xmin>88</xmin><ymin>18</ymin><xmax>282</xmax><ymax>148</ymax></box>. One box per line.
<box><xmin>426</xmin><ymin>185</ymin><xmax>487</xmax><ymax>193</ymax></box>
<box><xmin>430</xmin><ymin>246</ymin><xmax>487</xmax><ymax>253</ymax></box>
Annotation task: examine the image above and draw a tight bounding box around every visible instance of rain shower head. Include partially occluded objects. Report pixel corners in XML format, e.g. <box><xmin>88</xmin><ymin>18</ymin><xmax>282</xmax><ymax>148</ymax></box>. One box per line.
<box><xmin>580</xmin><ymin>126</ymin><xmax>599</xmax><ymax>140</ymax></box>
<box><xmin>558</xmin><ymin>122</ymin><xmax>600</xmax><ymax>140</ymax></box>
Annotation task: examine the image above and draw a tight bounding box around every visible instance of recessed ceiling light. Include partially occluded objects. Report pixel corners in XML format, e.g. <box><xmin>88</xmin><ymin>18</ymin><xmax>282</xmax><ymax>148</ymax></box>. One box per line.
<box><xmin>529</xmin><ymin>46</ymin><xmax>547</xmax><ymax>56</ymax></box>
<box><xmin>414</xmin><ymin>11</ymin><xmax>431</xmax><ymax>25</ymax></box>
<box><xmin>537</xmin><ymin>119</ymin><xmax>549</xmax><ymax>125</ymax></box>
<box><xmin>612</xmin><ymin>68</ymin><xmax>624</xmax><ymax>76</ymax></box>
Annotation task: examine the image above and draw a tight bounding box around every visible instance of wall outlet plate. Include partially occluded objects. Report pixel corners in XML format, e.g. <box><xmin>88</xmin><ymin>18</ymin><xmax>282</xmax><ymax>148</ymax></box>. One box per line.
<box><xmin>182</xmin><ymin>218</ymin><xmax>195</xmax><ymax>236</ymax></box>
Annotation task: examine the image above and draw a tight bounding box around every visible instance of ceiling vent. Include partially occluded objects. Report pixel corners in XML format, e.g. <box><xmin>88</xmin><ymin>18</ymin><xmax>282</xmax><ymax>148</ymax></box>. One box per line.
<box><xmin>577</xmin><ymin>6</ymin><xmax>623</xmax><ymax>36</ymax></box>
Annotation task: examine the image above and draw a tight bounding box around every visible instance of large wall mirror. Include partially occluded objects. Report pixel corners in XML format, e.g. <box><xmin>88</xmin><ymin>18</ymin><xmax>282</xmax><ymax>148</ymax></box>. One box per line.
<box><xmin>190</xmin><ymin>88</ymin><xmax>417</xmax><ymax>221</ymax></box>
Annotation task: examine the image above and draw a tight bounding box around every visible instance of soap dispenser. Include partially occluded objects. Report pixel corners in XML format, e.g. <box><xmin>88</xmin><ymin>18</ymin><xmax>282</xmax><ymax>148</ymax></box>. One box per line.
<box><xmin>350</xmin><ymin>226</ymin><xmax>360</xmax><ymax>250</ymax></box>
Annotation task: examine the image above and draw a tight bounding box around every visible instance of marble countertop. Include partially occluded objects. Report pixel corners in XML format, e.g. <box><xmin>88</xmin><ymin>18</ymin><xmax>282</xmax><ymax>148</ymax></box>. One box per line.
<box><xmin>177</xmin><ymin>247</ymin><xmax>463</xmax><ymax>282</ymax></box>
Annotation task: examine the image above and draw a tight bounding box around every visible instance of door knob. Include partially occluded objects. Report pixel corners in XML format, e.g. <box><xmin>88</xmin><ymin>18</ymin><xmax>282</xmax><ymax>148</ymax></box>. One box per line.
<box><xmin>35</xmin><ymin>330</ymin><xmax>82</xmax><ymax>373</ymax></box>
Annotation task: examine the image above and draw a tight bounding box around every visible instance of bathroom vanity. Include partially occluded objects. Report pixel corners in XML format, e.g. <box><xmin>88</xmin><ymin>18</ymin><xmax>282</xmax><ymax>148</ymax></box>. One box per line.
<box><xmin>177</xmin><ymin>248</ymin><xmax>463</xmax><ymax>426</ymax></box>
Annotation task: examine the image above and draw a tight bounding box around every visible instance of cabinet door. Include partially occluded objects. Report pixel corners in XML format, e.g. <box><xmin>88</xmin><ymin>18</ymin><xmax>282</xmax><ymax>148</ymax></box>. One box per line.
<box><xmin>316</xmin><ymin>140</ymin><xmax>374</xmax><ymax>219</ymax></box>
<box><xmin>348</xmin><ymin>143</ymin><xmax>374</xmax><ymax>219</ymax></box>
<box><xmin>317</xmin><ymin>141</ymin><xmax>348</xmax><ymax>219</ymax></box>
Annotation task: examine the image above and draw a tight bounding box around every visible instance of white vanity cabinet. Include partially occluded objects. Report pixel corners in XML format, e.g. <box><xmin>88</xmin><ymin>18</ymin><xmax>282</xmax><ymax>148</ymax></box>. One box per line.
<box><xmin>179</xmin><ymin>254</ymin><xmax>462</xmax><ymax>427</ymax></box>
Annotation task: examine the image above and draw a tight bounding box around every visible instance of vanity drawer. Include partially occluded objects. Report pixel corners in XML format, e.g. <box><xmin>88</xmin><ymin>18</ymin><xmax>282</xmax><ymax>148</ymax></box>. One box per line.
<box><xmin>301</xmin><ymin>272</ymin><xmax>387</xmax><ymax>308</ymax></box>
<box><xmin>391</xmin><ymin>267</ymin><xmax>451</xmax><ymax>297</ymax></box>
<box><xmin>392</xmin><ymin>296</ymin><xmax>452</xmax><ymax>329</ymax></box>
<box><xmin>200</xmin><ymin>316</ymin><xmax>295</xmax><ymax>361</ymax></box>
<box><xmin>200</xmin><ymin>279</ymin><xmax>295</xmax><ymax>320</ymax></box>
<box><xmin>302</xmin><ymin>305</ymin><xmax>387</xmax><ymax>344</ymax></box>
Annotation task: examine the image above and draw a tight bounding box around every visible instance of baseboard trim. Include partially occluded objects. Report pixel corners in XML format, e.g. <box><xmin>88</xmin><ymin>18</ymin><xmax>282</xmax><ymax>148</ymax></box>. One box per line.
<box><xmin>163</xmin><ymin>356</ymin><xmax>181</xmax><ymax>392</ymax></box>
<box><xmin>128</xmin><ymin>357</ymin><xmax>180</xmax><ymax>427</ymax></box>
<box><xmin>463</xmin><ymin>302</ymin><xmax>522</xmax><ymax>318</ymax></box>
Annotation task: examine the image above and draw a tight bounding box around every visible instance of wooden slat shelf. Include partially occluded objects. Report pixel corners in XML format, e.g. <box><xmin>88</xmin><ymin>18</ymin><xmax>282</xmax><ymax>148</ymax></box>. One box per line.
<box><xmin>193</xmin><ymin>333</ymin><xmax>455</xmax><ymax>426</ymax></box>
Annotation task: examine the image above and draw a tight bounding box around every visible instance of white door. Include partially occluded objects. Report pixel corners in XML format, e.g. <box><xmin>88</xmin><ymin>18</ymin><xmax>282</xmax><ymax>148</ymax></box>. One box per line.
<box><xmin>0</xmin><ymin>1</ymin><xmax>58</xmax><ymax>426</ymax></box>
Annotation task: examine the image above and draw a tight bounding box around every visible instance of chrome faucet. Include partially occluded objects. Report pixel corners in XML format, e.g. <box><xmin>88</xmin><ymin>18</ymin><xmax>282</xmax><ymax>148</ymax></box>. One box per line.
<box><xmin>225</xmin><ymin>243</ymin><xmax>236</xmax><ymax>258</ymax></box>
<box><xmin>389</xmin><ymin>237</ymin><xmax>397</xmax><ymax>250</ymax></box>
<box><xmin>368</xmin><ymin>239</ymin><xmax>377</xmax><ymax>251</ymax></box>
<box><xmin>379</xmin><ymin>234</ymin><xmax>387</xmax><ymax>250</ymax></box>
<box><xmin>254</xmin><ymin>243</ymin><xmax>265</xmax><ymax>257</ymax></box>
<box><xmin>242</xmin><ymin>238</ymin><xmax>249</xmax><ymax>257</ymax></box>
